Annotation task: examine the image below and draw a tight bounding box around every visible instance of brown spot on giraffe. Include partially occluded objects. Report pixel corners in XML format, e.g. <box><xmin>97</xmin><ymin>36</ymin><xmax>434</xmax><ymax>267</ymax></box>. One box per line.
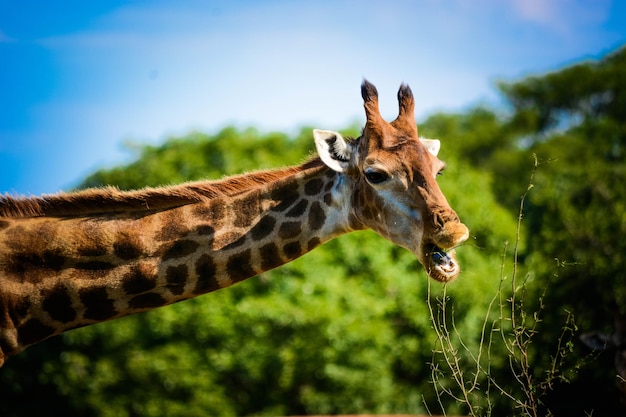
<box><xmin>156</xmin><ymin>210</ymin><xmax>189</xmax><ymax>242</ymax></box>
<box><xmin>304</xmin><ymin>178</ymin><xmax>325</xmax><ymax>196</ymax></box>
<box><xmin>123</xmin><ymin>265</ymin><xmax>157</xmax><ymax>295</ymax></box>
<box><xmin>283</xmin><ymin>241</ymin><xmax>303</xmax><ymax>259</ymax></box>
<box><xmin>79</xmin><ymin>287</ymin><xmax>117</xmax><ymax>321</ymax></box>
<box><xmin>270</xmin><ymin>184</ymin><xmax>301</xmax><ymax>213</ymax></box>
<box><xmin>165</xmin><ymin>264</ymin><xmax>188</xmax><ymax>295</ymax></box>
<box><xmin>42</xmin><ymin>284</ymin><xmax>76</xmax><ymax>322</ymax></box>
<box><xmin>285</xmin><ymin>200</ymin><xmax>308</xmax><ymax>217</ymax></box>
<box><xmin>0</xmin><ymin>80</ymin><xmax>468</xmax><ymax>367</ymax></box>
<box><xmin>250</xmin><ymin>216</ymin><xmax>277</xmax><ymax>241</ymax></box>
<box><xmin>162</xmin><ymin>239</ymin><xmax>200</xmax><ymax>261</ymax></box>
<box><xmin>18</xmin><ymin>319</ymin><xmax>55</xmax><ymax>347</ymax></box>
<box><xmin>308</xmin><ymin>202</ymin><xmax>326</xmax><ymax>231</ymax></box>
<box><xmin>232</xmin><ymin>193</ymin><xmax>261</xmax><ymax>228</ymax></box>
<box><xmin>193</xmin><ymin>202</ymin><xmax>225</xmax><ymax>222</ymax></box>
<box><xmin>75</xmin><ymin>261</ymin><xmax>116</xmax><ymax>271</ymax></box>
<box><xmin>323</xmin><ymin>192</ymin><xmax>332</xmax><ymax>206</ymax></box>
<box><xmin>278</xmin><ymin>221</ymin><xmax>301</xmax><ymax>239</ymax></box>
<box><xmin>194</xmin><ymin>224</ymin><xmax>214</xmax><ymax>236</ymax></box>
<box><xmin>226</xmin><ymin>249</ymin><xmax>258</xmax><ymax>282</ymax></box>
<box><xmin>307</xmin><ymin>237</ymin><xmax>321</xmax><ymax>251</ymax></box>
<box><xmin>129</xmin><ymin>293</ymin><xmax>166</xmax><ymax>310</ymax></box>
<box><xmin>113</xmin><ymin>233</ymin><xmax>144</xmax><ymax>260</ymax></box>
<box><xmin>194</xmin><ymin>254</ymin><xmax>219</xmax><ymax>294</ymax></box>
<box><xmin>259</xmin><ymin>243</ymin><xmax>283</xmax><ymax>271</ymax></box>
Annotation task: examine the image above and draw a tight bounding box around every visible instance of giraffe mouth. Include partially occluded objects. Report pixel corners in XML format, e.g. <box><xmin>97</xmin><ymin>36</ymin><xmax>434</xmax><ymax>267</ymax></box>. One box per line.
<box><xmin>423</xmin><ymin>243</ymin><xmax>460</xmax><ymax>282</ymax></box>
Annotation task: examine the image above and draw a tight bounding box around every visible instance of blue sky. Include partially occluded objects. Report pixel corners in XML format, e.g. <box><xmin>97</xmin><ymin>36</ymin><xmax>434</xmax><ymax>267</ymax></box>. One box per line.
<box><xmin>1</xmin><ymin>0</ymin><xmax>625</xmax><ymax>195</ymax></box>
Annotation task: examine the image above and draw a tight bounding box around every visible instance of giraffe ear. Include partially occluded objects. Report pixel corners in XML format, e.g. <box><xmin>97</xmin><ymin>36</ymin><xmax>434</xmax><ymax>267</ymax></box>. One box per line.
<box><xmin>313</xmin><ymin>129</ymin><xmax>353</xmax><ymax>172</ymax></box>
<box><xmin>419</xmin><ymin>138</ymin><xmax>441</xmax><ymax>157</ymax></box>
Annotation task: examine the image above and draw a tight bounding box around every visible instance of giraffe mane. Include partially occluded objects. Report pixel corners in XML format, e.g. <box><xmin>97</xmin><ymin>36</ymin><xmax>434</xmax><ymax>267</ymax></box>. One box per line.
<box><xmin>0</xmin><ymin>158</ymin><xmax>325</xmax><ymax>218</ymax></box>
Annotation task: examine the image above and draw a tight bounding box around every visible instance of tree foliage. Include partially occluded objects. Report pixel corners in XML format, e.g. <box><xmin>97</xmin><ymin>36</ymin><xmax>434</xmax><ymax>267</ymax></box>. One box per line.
<box><xmin>497</xmin><ymin>47</ymin><xmax>626</xmax><ymax>415</ymax></box>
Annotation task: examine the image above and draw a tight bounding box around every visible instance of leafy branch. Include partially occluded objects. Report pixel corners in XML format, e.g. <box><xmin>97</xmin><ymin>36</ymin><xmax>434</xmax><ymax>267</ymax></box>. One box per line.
<box><xmin>426</xmin><ymin>156</ymin><xmax>583</xmax><ymax>416</ymax></box>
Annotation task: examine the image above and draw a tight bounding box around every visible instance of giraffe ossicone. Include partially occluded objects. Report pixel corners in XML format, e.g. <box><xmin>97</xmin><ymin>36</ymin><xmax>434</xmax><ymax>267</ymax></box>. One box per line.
<box><xmin>0</xmin><ymin>80</ymin><xmax>468</xmax><ymax>366</ymax></box>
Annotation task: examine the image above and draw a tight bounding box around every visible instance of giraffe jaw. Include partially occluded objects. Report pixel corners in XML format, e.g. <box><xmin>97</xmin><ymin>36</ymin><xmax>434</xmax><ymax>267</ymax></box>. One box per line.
<box><xmin>422</xmin><ymin>243</ymin><xmax>461</xmax><ymax>282</ymax></box>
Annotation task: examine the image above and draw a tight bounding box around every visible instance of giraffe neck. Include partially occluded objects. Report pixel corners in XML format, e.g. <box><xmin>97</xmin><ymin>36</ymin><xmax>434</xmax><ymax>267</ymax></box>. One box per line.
<box><xmin>0</xmin><ymin>159</ymin><xmax>359</xmax><ymax>364</ymax></box>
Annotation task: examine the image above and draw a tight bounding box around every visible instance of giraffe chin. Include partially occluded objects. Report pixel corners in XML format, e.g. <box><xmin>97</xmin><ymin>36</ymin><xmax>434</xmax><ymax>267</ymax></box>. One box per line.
<box><xmin>423</xmin><ymin>244</ymin><xmax>460</xmax><ymax>282</ymax></box>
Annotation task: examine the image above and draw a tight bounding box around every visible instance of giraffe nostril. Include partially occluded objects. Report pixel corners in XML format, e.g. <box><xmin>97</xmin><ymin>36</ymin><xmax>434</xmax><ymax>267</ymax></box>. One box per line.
<box><xmin>434</xmin><ymin>221</ymin><xmax>469</xmax><ymax>249</ymax></box>
<box><xmin>431</xmin><ymin>212</ymin><xmax>446</xmax><ymax>229</ymax></box>
<box><xmin>432</xmin><ymin>207</ymin><xmax>460</xmax><ymax>229</ymax></box>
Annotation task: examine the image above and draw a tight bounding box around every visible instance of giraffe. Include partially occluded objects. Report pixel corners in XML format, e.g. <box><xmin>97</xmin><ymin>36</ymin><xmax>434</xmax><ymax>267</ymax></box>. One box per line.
<box><xmin>0</xmin><ymin>80</ymin><xmax>469</xmax><ymax>366</ymax></box>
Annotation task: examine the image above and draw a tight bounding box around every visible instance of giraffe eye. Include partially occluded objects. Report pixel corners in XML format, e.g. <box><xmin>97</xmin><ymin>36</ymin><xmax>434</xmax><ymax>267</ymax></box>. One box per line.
<box><xmin>364</xmin><ymin>168</ymin><xmax>389</xmax><ymax>184</ymax></box>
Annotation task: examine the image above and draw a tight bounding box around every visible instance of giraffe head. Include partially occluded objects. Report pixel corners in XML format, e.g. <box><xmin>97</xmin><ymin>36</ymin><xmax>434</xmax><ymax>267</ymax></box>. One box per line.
<box><xmin>314</xmin><ymin>80</ymin><xmax>469</xmax><ymax>282</ymax></box>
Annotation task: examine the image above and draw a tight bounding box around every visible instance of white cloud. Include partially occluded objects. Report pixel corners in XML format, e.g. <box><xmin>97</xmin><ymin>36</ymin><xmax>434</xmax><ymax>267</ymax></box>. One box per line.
<box><xmin>511</xmin><ymin>0</ymin><xmax>559</xmax><ymax>25</ymax></box>
<box><xmin>510</xmin><ymin>0</ymin><xmax>611</xmax><ymax>34</ymax></box>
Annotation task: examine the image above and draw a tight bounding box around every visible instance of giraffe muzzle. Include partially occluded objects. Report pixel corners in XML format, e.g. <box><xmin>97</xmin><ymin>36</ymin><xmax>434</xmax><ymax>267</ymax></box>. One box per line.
<box><xmin>423</xmin><ymin>221</ymin><xmax>469</xmax><ymax>282</ymax></box>
<box><xmin>423</xmin><ymin>244</ymin><xmax>460</xmax><ymax>282</ymax></box>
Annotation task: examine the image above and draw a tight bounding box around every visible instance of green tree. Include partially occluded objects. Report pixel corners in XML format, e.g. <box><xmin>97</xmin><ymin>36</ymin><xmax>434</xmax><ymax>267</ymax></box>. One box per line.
<box><xmin>499</xmin><ymin>48</ymin><xmax>626</xmax><ymax>325</ymax></box>
<box><xmin>493</xmin><ymin>46</ymin><xmax>626</xmax><ymax>415</ymax></box>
